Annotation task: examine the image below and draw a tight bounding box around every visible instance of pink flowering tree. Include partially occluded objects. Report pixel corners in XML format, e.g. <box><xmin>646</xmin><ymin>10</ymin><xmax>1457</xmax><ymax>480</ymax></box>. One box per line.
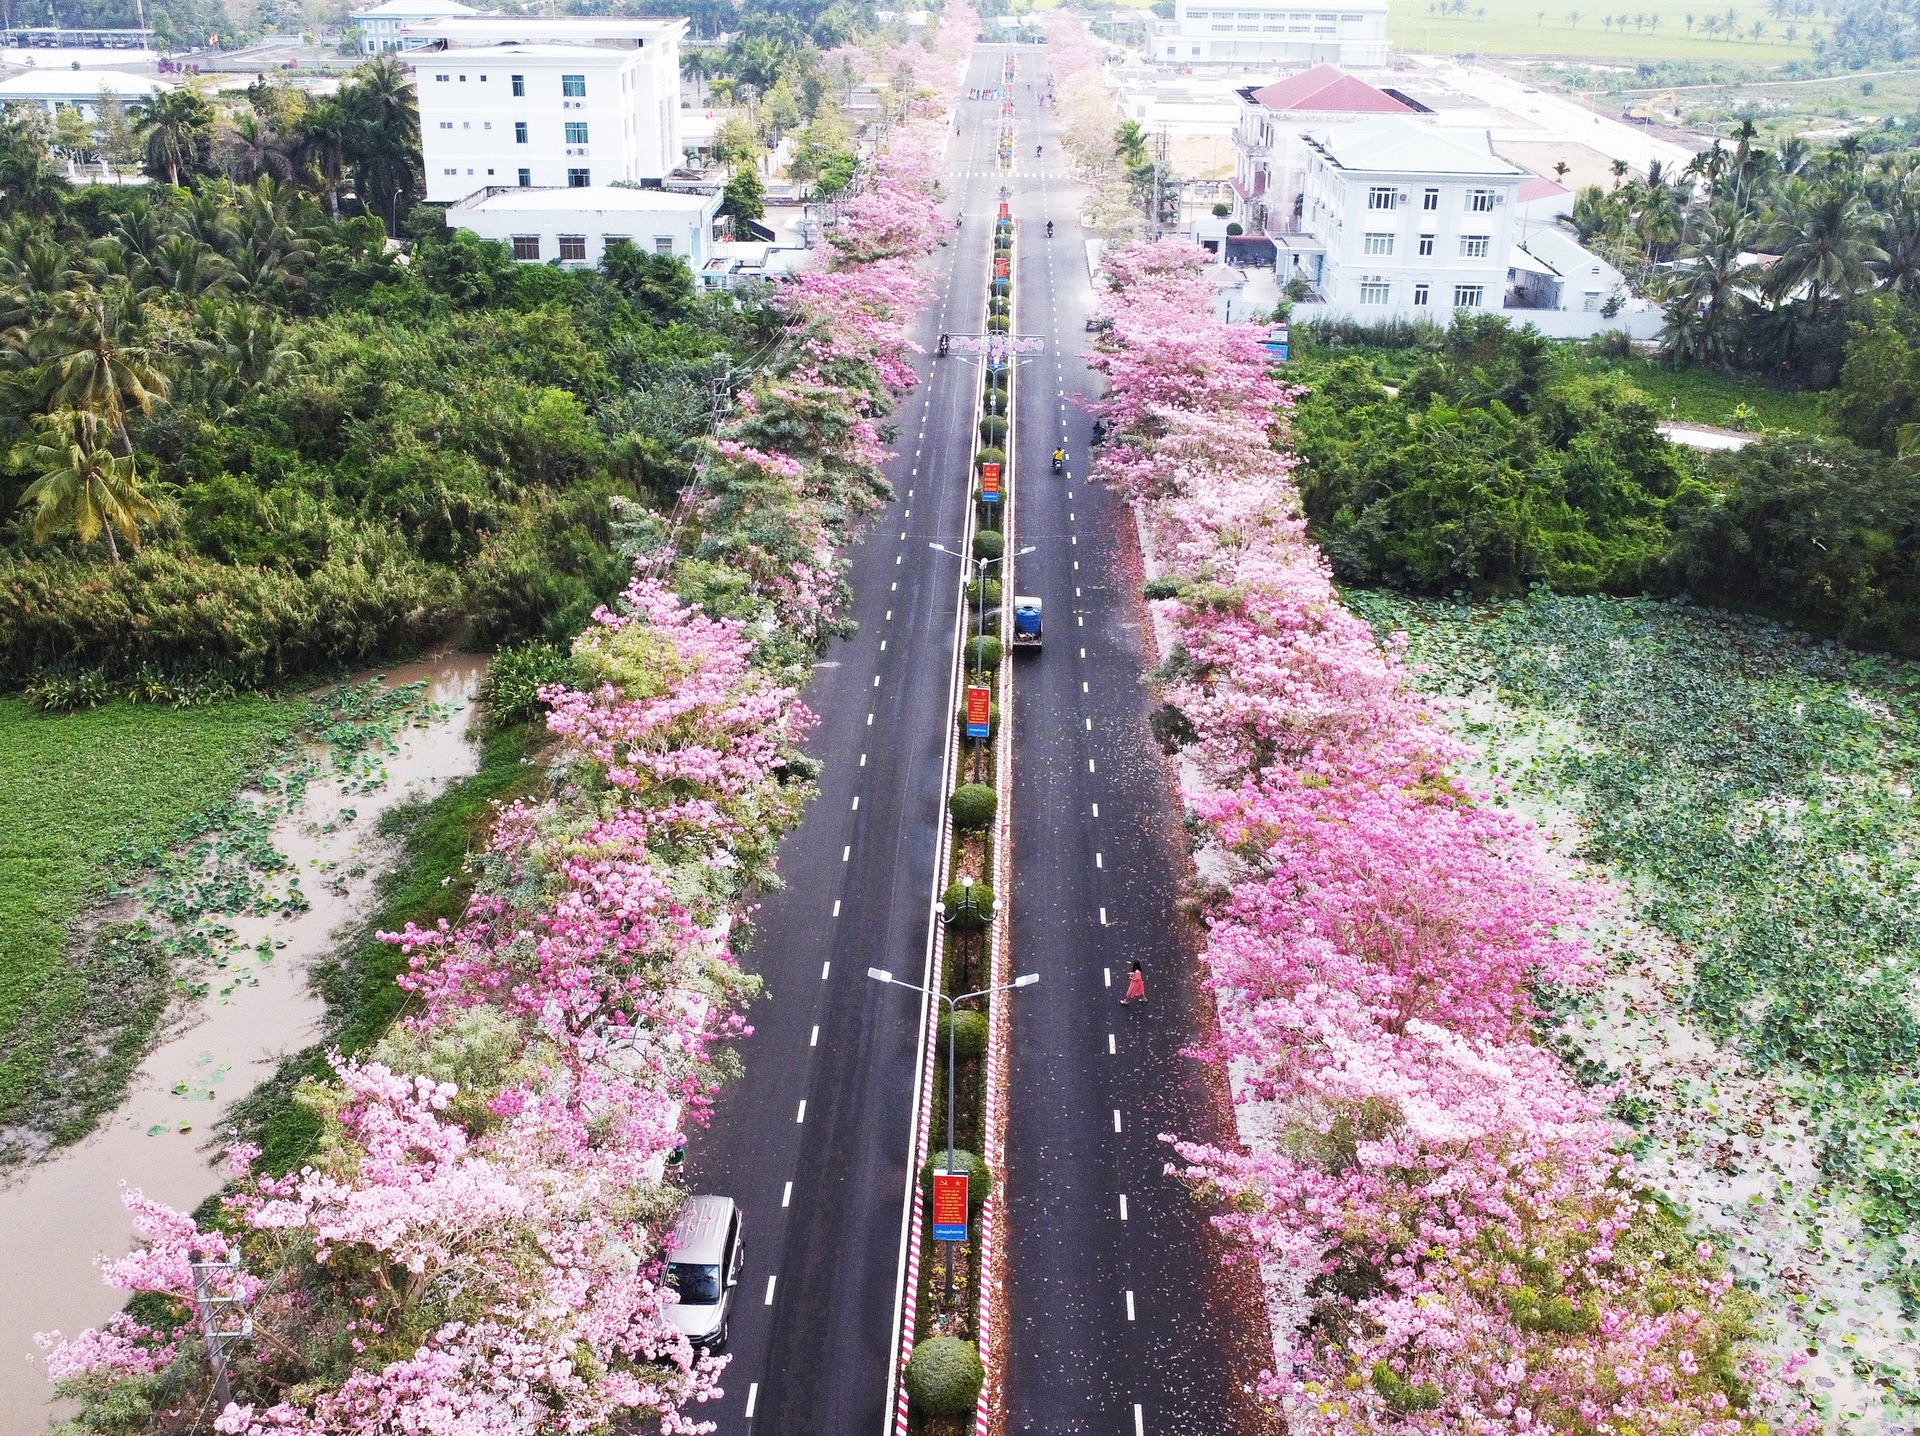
<box><xmin>1087</xmin><ymin>239</ymin><xmax>1810</xmax><ymax>1436</ymax></box>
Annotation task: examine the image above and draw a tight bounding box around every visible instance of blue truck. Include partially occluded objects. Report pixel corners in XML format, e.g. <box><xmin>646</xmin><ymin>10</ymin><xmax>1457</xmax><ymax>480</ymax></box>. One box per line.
<box><xmin>1012</xmin><ymin>596</ymin><xmax>1042</xmax><ymax>649</ymax></box>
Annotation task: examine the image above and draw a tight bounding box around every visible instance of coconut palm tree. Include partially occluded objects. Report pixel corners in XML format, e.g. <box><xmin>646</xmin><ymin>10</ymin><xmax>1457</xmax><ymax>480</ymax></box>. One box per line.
<box><xmin>132</xmin><ymin>87</ymin><xmax>214</xmax><ymax>187</ymax></box>
<box><xmin>296</xmin><ymin>99</ymin><xmax>352</xmax><ymax>220</ymax></box>
<box><xmin>219</xmin><ymin>110</ymin><xmax>294</xmax><ymax>184</ymax></box>
<box><xmin>1767</xmin><ymin>180</ymin><xmax>1886</xmax><ymax>325</ymax></box>
<box><xmin>339</xmin><ymin>55</ymin><xmax>421</xmax><ymax>234</ymax></box>
<box><xmin>25</xmin><ymin>288</ymin><xmax>169</xmax><ymax>455</ymax></box>
<box><xmin>10</xmin><ymin>408</ymin><xmax>158</xmax><ymax>564</ymax></box>
<box><xmin>1662</xmin><ymin>202</ymin><xmax>1760</xmax><ymax>370</ymax></box>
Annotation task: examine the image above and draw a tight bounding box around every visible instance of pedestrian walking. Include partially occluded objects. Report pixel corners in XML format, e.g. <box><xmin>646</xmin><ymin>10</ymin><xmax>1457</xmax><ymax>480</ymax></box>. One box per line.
<box><xmin>1121</xmin><ymin>961</ymin><xmax>1146</xmax><ymax>1005</ymax></box>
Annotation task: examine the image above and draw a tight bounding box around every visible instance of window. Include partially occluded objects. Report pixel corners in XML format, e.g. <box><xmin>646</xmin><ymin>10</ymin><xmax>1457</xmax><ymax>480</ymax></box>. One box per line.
<box><xmin>462</xmin><ymin>121</ymin><xmax>470</xmax><ymax>128</ymax></box>
<box><xmin>1467</xmin><ymin>188</ymin><xmax>1495</xmax><ymax>212</ymax></box>
<box><xmin>1422</xmin><ymin>187</ymin><xmax>1438</xmax><ymax>211</ymax></box>
<box><xmin>458</xmin><ymin>74</ymin><xmax>466</xmax><ymax>81</ymax></box>
<box><xmin>441</xmin><ymin>167</ymin><xmax>456</xmax><ymax>175</ymax></box>
<box><xmin>1453</xmin><ymin>284</ymin><xmax>1485</xmax><ymax>308</ymax></box>
<box><xmin>604</xmin><ymin>235</ymin><xmax>631</xmax><ymax>250</ymax></box>
<box><xmin>1359</xmin><ymin>282</ymin><xmax>1391</xmax><ymax>305</ymax></box>
<box><xmin>1362</xmin><ymin>232</ymin><xmax>1393</xmax><ymax>255</ymax></box>
<box><xmin>565</xmin><ymin>121</ymin><xmax>589</xmax><ymax>143</ymax></box>
<box><xmin>511</xmin><ymin>74</ymin><xmax>524</xmax><ymax>96</ymax></box>
<box><xmin>562</xmin><ymin>74</ymin><xmax>586</xmax><ymax>97</ymax></box>
<box><xmin>512</xmin><ymin>235</ymin><xmax>540</xmax><ymax>260</ymax></box>
<box><xmin>1459</xmin><ymin>235</ymin><xmax>1490</xmax><ymax>258</ymax></box>
<box><xmin>515</xmin><ymin>121</ymin><xmax>528</xmax><ymax>143</ymax></box>
<box><xmin>517</xmin><ymin>167</ymin><xmax>531</xmax><ymax>186</ymax></box>
<box><xmin>1367</xmin><ymin>185</ymin><xmax>1397</xmax><ymax>211</ymax></box>
<box><xmin>559</xmin><ymin>235</ymin><xmax>587</xmax><ymax>261</ymax></box>
<box><xmin>1413</xmin><ymin>283</ymin><xmax>1430</xmax><ymax>306</ymax></box>
<box><xmin>568</xmin><ymin>168</ymin><xmax>591</xmax><ymax>187</ymax></box>
<box><xmin>1584</xmin><ymin>291</ymin><xmax>1603</xmax><ymax>311</ymax></box>
<box><xmin>439</xmin><ymin>120</ymin><xmax>453</xmax><ymax>129</ymax></box>
<box><xmin>654</xmin><ymin>236</ymin><xmax>675</xmax><ymax>254</ymax></box>
<box><xmin>1418</xmin><ymin>234</ymin><xmax>1434</xmax><ymax>256</ymax></box>
<box><xmin>434</xmin><ymin>73</ymin><xmax>449</xmax><ymax>81</ymax></box>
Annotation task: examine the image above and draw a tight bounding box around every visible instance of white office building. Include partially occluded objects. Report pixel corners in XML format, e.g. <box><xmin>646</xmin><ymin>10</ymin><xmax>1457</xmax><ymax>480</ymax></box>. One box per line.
<box><xmin>1151</xmin><ymin>0</ymin><xmax>1389</xmax><ymax>68</ymax></box>
<box><xmin>352</xmin><ymin>0</ymin><xmax>486</xmax><ymax>56</ymax></box>
<box><xmin>407</xmin><ymin>18</ymin><xmax>686</xmax><ymax>204</ymax></box>
<box><xmin>448</xmin><ymin>185</ymin><xmax>721</xmax><ymax>269</ymax></box>
<box><xmin>0</xmin><ymin>68</ymin><xmax>170</xmax><ymax>117</ymax></box>
<box><xmin>1295</xmin><ymin>116</ymin><xmax>1522</xmax><ymax>314</ymax></box>
<box><xmin>1230</xmin><ymin>64</ymin><xmax>1420</xmax><ymax>236</ymax></box>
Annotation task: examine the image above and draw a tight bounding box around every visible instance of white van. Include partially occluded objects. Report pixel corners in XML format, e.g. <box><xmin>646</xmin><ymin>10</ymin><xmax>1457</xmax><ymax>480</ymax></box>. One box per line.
<box><xmin>665</xmin><ymin>1195</ymin><xmax>744</xmax><ymax>1351</ymax></box>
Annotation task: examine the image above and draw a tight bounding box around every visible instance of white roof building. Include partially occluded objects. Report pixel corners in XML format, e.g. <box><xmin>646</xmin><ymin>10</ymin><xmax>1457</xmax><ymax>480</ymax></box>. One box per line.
<box><xmin>1151</xmin><ymin>0</ymin><xmax>1389</xmax><ymax>69</ymax></box>
<box><xmin>1518</xmin><ymin>225</ymin><xmax>1627</xmax><ymax>313</ymax></box>
<box><xmin>1296</xmin><ymin>116</ymin><xmax>1523</xmax><ymax>316</ymax></box>
<box><xmin>0</xmin><ymin>68</ymin><xmax>170</xmax><ymax>117</ymax></box>
<box><xmin>351</xmin><ymin>0</ymin><xmax>488</xmax><ymax>55</ymax></box>
<box><xmin>407</xmin><ymin>20</ymin><xmax>687</xmax><ymax>203</ymax></box>
<box><xmin>448</xmin><ymin>184</ymin><xmax>721</xmax><ymax>270</ymax></box>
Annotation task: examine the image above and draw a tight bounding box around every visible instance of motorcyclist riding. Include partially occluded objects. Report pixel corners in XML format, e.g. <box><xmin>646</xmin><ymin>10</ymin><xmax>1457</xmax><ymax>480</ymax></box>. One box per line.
<box><xmin>1046</xmin><ymin>220</ymin><xmax>1054</xmax><ymax>237</ymax></box>
<box><xmin>1036</xmin><ymin>144</ymin><xmax>1043</xmax><ymax>157</ymax></box>
<box><xmin>1051</xmin><ymin>446</ymin><xmax>1065</xmax><ymax>473</ymax></box>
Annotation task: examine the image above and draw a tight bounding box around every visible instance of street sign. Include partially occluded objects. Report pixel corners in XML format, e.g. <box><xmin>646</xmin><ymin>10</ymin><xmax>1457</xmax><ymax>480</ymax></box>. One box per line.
<box><xmin>1264</xmin><ymin>322</ymin><xmax>1290</xmax><ymax>361</ymax></box>
<box><xmin>980</xmin><ymin>464</ymin><xmax>1001</xmax><ymax>503</ymax></box>
<box><xmin>932</xmin><ymin>1172</ymin><xmax>969</xmax><ymax>1243</ymax></box>
<box><xmin>965</xmin><ymin>685</ymin><xmax>991</xmax><ymax>739</ymax></box>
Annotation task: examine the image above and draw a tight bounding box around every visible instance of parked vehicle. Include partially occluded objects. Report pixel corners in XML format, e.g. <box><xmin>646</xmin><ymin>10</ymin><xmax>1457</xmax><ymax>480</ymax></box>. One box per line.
<box><xmin>1012</xmin><ymin>596</ymin><xmax>1043</xmax><ymax>649</ymax></box>
<box><xmin>665</xmin><ymin>1195</ymin><xmax>744</xmax><ymax>1351</ymax></box>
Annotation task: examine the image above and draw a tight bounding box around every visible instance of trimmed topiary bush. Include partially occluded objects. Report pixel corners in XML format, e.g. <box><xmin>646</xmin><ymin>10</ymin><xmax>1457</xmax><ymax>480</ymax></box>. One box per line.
<box><xmin>941</xmin><ymin>880</ymin><xmax>995</xmax><ymax>929</ymax></box>
<box><xmin>963</xmin><ymin>635</ymin><xmax>1002</xmax><ymax>675</ymax></box>
<box><xmin>974</xmin><ymin>446</ymin><xmax>1005</xmax><ymax>473</ymax></box>
<box><xmin>981</xmin><ymin>390</ymin><xmax>1006</xmax><ymax>416</ymax></box>
<box><xmin>972</xmin><ymin>528</ymin><xmax>1004</xmax><ymax>561</ymax></box>
<box><xmin>919</xmin><ymin>1148</ymin><xmax>994</xmax><ymax>1208</ymax></box>
<box><xmin>978</xmin><ymin>414</ymin><xmax>1007</xmax><ymax>445</ymax></box>
<box><xmin>967</xmin><ymin>577</ymin><xmax>1002</xmax><ymax>609</ymax></box>
<box><xmin>938</xmin><ymin>1007</ymin><xmax>991</xmax><ymax>1060</ymax></box>
<box><xmin>948</xmin><ymin>781</ymin><xmax>997</xmax><ymax>829</ymax></box>
<box><xmin>954</xmin><ymin>699</ymin><xmax>1001</xmax><ymax>737</ymax></box>
<box><xmin>986</xmin><ymin>314</ymin><xmax>1010</xmax><ymax>333</ymax></box>
<box><xmin>905</xmin><ymin>1338</ymin><xmax>984</xmax><ymax>1418</ymax></box>
<box><xmin>1143</xmin><ymin>575</ymin><xmax>1188</xmax><ymax>600</ymax></box>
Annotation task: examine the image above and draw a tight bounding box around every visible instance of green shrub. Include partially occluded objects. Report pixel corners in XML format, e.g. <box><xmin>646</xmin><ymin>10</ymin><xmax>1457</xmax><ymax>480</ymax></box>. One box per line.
<box><xmin>968</xmin><ymin>577</ymin><xmax>1003</xmax><ymax>609</ymax></box>
<box><xmin>984</xmin><ymin>368</ymin><xmax>1007</xmax><ymax>392</ymax></box>
<box><xmin>963</xmin><ymin>635</ymin><xmax>1002</xmax><ymax>675</ymax></box>
<box><xmin>938</xmin><ymin>1006</ymin><xmax>990</xmax><ymax>1058</ymax></box>
<box><xmin>988</xmin><ymin>295</ymin><xmax>1010</xmax><ymax>316</ymax></box>
<box><xmin>974</xmin><ymin>447</ymin><xmax>1005</xmax><ymax>473</ymax></box>
<box><xmin>986</xmin><ymin>314</ymin><xmax>1010</xmax><ymax>333</ymax></box>
<box><xmin>1143</xmin><ymin>575</ymin><xmax>1187</xmax><ymax>600</ymax></box>
<box><xmin>978</xmin><ymin>415</ymin><xmax>1008</xmax><ymax>445</ymax></box>
<box><xmin>479</xmin><ymin>642</ymin><xmax>581</xmax><ymax>728</ymax></box>
<box><xmin>904</xmin><ymin>1337</ymin><xmax>983</xmax><ymax>1418</ymax></box>
<box><xmin>981</xmin><ymin>390</ymin><xmax>1007</xmax><ymax>416</ymax></box>
<box><xmin>972</xmin><ymin>529</ymin><xmax>1004</xmax><ymax>561</ymax></box>
<box><xmin>948</xmin><ymin>781</ymin><xmax>997</xmax><ymax>829</ymax></box>
<box><xmin>919</xmin><ymin>1148</ymin><xmax>994</xmax><ymax>1209</ymax></box>
<box><xmin>941</xmin><ymin>880</ymin><xmax>995</xmax><ymax>928</ymax></box>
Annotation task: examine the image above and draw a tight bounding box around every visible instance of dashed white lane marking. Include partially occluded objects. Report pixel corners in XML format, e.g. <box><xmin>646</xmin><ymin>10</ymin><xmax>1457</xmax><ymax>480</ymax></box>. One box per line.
<box><xmin>765</xmin><ymin>1274</ymin><xmax>779</xmax><ymax>1304</ymax></box>
<box><xmin>1079</xmin><ymin>648</ymin><xmax>1086</xmax><ymax>658</ymax></box>
<box><xmin>822</xmin><ymin>961</ymin><xmax>832</xmax><ymax>979</ymax></box>
<box><xmin>1088</xmin><ymin>759</ymin><xmax>1096</xmax><ymax>773</ymax></box>
<box><xmin>1095</xmin><ymin>852</ymin><xmax>1103</xmax><ymax>868</ymax></box>
<box><xmin>1099</xmin><ymin>907</ymin><xmax>1109</xmax><ymax>925</ymax></box>
<box><xmin>782</xmin><ymin>1182</ymin><xmax>793</xmax><ymax>1207</ymax></box>
<box><xmin>810</xmin><ymin>1025</ymin><xmax>819</xmax><ymax>1047</ymax></box>
<box><xmin>843</xmin><ymin>846</ymin><xmax>852</xmax><ymax>861</ymax></box>
<box><xmin>796</xmin><ymin>1101</ymin><xmax>807</xmax><ymax>1124</ymax></box>
<box><xmin>1135</xmin><ymin>1404</ymin><xmax>1145</xmax><ymax>1436</ymax></box>
<box><xmin>880</xmin><ymin>640</ymin><xmax>888</xmax><ymax>652</ymax></box>
<box><xmin>860</xmin><ymin>752</ymin><xmax>868</xmax><ymax>764</ymax></box>
<box><xmin>1108</xmin><ymin>1032</ymin><xmax>1116</xmax><ymax>1054</ymax></box>
<box><xmin>1113</xmin><ymin>1109</ymin><xmax>1123</xmax><ymax>1132</ymax></box>
<box><xmin>1105</xmin><ymin>967</ymin><xmax>1112</xmax><ymax>987</ymax></box>
<box><xmin>885</xmin><ymin>610</ymin><xmax>892</xmax><ymax>620</ymax></box>
<box><xmin>873</xmin><ymin>675</ymin><xmax>881</xmax><ymax>687</ymax></box>
<box><xmin>746</xmin><ymin>1382</ymin><xmax>760</xmax><ymax>1418</ymax></box>
<box><xmin>1091</xmin><ymin>802</ymin><xmax>1099</xmax><ymax>816</ymax></box>
<box><xmin>1084</xmin><ymin>717</ymin><xmax>1092</xmax><ymax>730</ymax></box>
<box><xmin>851</xmin><ymin>796</ymin><xmax>860</xmax><ymax>810</ymax></box>
<box><xmin>896</xmin><ymin>555</ymin><xmax>903</xmax><ymax>565</ymax></box>
<box><xmin>867</xmin><ymin>713</ymin><xmax>874</xmax><ymax>726</ymax></box>
<box><xmin>1126</xmin><ymin>1290</ymin><xmax>1136</xmax><ymax>1321</ymax></box>
<box><xmin>1119</xmin><ymin>1193</ymin><xmax>1129</xmax><ymax>1220</ymax></box>
<box><xmin>832</xmin><ymin>901</ymin><xmax>841</xmax><ymax>918</ymax></box>
<box><xmin>891</xmin><ymin>581</ymin><xmax>897</xmax><ymax>591</ymax></box>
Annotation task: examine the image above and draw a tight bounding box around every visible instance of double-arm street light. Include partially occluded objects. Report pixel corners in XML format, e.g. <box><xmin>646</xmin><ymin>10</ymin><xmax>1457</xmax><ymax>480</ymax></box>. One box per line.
<box><xmin>869</xmin><ymin>965</ymin><xmax>1038</xmax><ymax>1298</ymax></box>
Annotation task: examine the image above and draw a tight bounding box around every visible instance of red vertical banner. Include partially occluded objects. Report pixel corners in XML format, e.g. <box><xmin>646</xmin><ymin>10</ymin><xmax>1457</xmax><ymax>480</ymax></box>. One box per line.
<box><xmin>980</xmin><ymin>464</ymin><xmax>1001</xmax><ymax>504</ymax></box>
<box><xmin>931</xmin><ymin>1173</ymin><xmax>969</xmax><ymax>1242</ymax></box>
<box><xmin>965</xmin><ymin>685</ymin><xmax>991</xmax><ymax>738</ymax></box>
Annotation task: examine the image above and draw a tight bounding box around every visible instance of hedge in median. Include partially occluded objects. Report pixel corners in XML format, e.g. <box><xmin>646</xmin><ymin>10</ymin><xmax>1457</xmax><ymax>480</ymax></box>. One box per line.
<box><xmin>905</xmin><ymin>1336</ymin><xmax>984</xmax><ymax>1418</ymax></box>
<box><xmin>941</xmin><ymin>879</ymin><xmax>996</xmax><ymax>927</ymax></box>
<box><xmin>972</xmin><ymin>529</ymin><xmax>1004</xmax><ymax>561</ymax></box>
<box><xmin>937</xmin><ymin>1007</ymin><xmax>991</xmax><ymax>1059</ymax></box>
<box><xmin>948</xmin><ymin>782</ymin><xmax>997</xmax><ymax>829</ymax></box>
<box><xmin>963</xmin><ymin>635</ymin><xmax>1002</xmax><ymax>675</ymax></box>
<box><xmin>919</xmin><ymin>1147</ymin><xmax>994</xmax><ymax>1208</ymax></box>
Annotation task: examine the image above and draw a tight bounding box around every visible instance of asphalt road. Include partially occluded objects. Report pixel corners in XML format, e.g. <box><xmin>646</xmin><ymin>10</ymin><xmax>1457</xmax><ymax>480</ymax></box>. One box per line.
<box><xmin>684</xmin><ymin>46</ymin><xmax>1010</xmax><ymax>1436</ymax></box>
<box><xmin>995</xmin><ymin>48</ymin><xmax>1273</xmax><ymax>1436</ymax></box>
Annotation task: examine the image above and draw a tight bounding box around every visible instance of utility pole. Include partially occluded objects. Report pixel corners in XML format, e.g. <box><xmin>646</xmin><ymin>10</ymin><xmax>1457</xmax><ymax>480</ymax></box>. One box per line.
<box><xmin>190</xmin><ymin>1256</ymin><xmax>252</xmax><ymax>1410</ymax></box>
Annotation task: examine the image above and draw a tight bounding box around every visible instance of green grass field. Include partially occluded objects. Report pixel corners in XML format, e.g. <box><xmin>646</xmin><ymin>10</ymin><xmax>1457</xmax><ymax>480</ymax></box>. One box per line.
<box><xmin>1565</xmin><ymin>354</ymin><xmax>1829</xmax><ymax>431</ymax></box>
<box><xmin>1388</xmin><ymin>0</ymin><xmax>1813</xmax><ymax>62</ymax></box>
<box><xmin>0</xmin><ymin>697</ymin><xmax>294</xmax><ymax>1148</ymax></box>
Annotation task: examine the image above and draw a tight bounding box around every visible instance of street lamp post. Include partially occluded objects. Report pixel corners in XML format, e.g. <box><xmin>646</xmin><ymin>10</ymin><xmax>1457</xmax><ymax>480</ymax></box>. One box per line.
<box><xmin>931</xmin><ymin>541</ymin><xmax>1035</xmax><ymax>779</ymax></box>
<box><xmin>870</xmin><ymin>965</ymin><xmax>1037</xmax><ymax>1301</ymax></box>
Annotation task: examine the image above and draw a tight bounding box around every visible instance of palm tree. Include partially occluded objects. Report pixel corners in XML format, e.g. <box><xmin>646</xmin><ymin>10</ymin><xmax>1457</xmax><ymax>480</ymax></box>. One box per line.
<box><xmin>0</xmin><ymin>233</ymin><xmax>90</xmax><ymax>335</ymax></box>
<box><xmin>133</xmin><ymin>87</ymin><xmax>214</xmax><ymax>187</ymax></box>
<box><xmin>339</xmin><ymin>55</ymin><xmax>421</xmax><ymax>234</ymax></box>
<box><xmin>148</xmin><ymin>233</ymin><xmax>234</xmax><ymax>299</ymax></box>
<box><xmin>1767</xmin><ymin>181</ymin><xmax>1886</xmax><ymax>325</ymax></box>
<box><xmin>219</xmin><ymin>110</ymin><xmax>294</xmax><ymax>184</ymax></box>
<box><xmin>25</xmin><ymin>289</ymin><xmax>169</xmax><ymax>456</ymax></box>
<box><xmin>10</xmin><ymin>408</ymin><xmax>158</xmax><ymax>564</ymax></box>
<box><xmin>296</xmin><ymin>100</ymin><xmax>351</xmax><ymax>221</ymax></box>
<box><xmin>0</xmin><ymin>131</ymin><xmax>71</xmax><ymax>218</ymax></box>
<box><xmin>1663</xmin><ymin>202</ymin><xmax>1759</xmax><ymax>370</ymax></box>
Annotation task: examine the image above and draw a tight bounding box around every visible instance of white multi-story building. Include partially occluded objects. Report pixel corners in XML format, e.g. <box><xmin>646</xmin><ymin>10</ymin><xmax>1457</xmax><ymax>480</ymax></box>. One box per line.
<box><xmin>407</xmin><ymin>18</ymin><xmax>686</xmax><ymax>204</ymax></box>
<box><xmin>351</xmin><ymin>0</ymin><xmax>485</xmax><ymax>56</ymax></box>
<box><xmin>1230</xmin><ymin>64</ymin><xmax>1420</xmax><ymax>235</ymax></box>
<box><xmin>448</xmin><ymin>185</ymin><xmax>721</xmax><ymax>268</ymax></box>
<box><xmin>1151</xmin><ymin>0</ymin><xmax>1389</xmax><ymax>68</ymax></box>
<box><xmin>1296</xmin><ymin>116</ymin><xmax>1522</xmax><ymax>314</ymax></box>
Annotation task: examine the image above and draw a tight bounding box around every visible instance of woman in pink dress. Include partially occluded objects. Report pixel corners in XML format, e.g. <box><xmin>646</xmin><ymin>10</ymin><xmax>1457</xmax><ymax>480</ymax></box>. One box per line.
<box><xmin>1121</xmin><ymin>961</ymin><xmax>1146</xmax><ymax>1005</ymax></box>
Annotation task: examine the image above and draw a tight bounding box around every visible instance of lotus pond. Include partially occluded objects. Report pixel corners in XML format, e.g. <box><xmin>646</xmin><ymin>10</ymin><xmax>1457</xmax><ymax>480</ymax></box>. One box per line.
<box><xmin>1352</xmin><ymin>589</ymin><xmax>1920</xmax><ymax>1435</ymax></box>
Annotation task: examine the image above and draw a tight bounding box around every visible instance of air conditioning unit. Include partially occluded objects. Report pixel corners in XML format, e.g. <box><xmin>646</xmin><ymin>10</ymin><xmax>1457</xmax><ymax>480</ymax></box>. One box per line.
<box><xmin>1494</xmin><ymin>192</ymin><xmax>1507</xmax><ymax>204</ymax></box>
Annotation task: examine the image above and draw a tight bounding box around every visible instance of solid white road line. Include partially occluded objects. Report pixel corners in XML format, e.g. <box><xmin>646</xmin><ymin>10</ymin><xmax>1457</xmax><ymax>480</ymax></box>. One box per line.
<box><xmin>765</xmin><ymin>1275</ymin><xmax>778</xmax><ymax>1305</ymax></box>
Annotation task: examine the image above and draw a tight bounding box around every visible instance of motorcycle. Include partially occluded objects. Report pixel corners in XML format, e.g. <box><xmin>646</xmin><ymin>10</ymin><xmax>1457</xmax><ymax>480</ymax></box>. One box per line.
<box><xmin>1046</xmin><ymin>220</ymin><xmax>1054</xmax><ymax>238</ymax></box>
<box><xmin>1051</xmin><ymin>449</ymin><xmax>1065</xmax><ymax>474</ymax></box>
<box><xmin>938</xmin><ymin>334</ymin><xmax>951</xmax><ymax>357</ymax></box>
